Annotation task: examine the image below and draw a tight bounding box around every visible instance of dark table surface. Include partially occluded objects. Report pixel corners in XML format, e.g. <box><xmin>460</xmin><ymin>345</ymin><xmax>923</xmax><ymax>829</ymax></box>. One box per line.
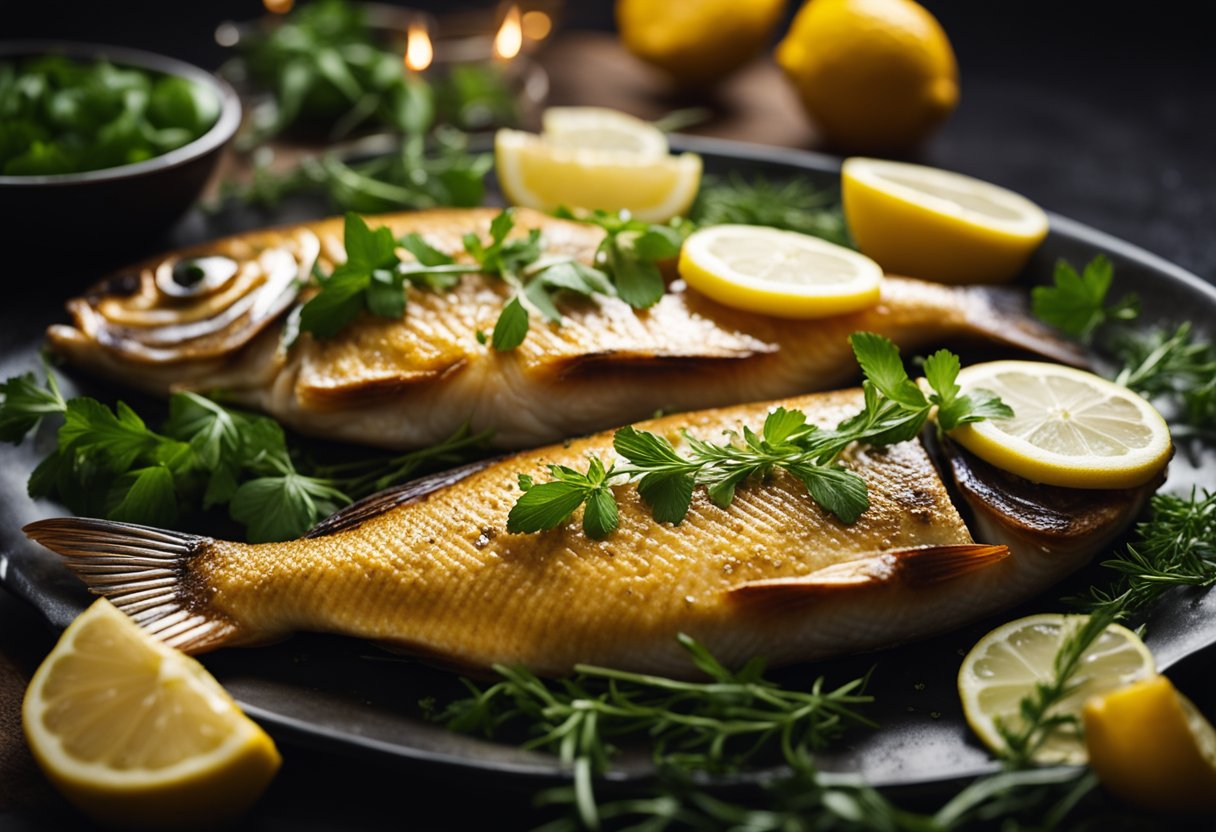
<box><xmin>2</xmin><ymin>2</ymin><xmax>1215</xmax><ymax>828</ymax></box>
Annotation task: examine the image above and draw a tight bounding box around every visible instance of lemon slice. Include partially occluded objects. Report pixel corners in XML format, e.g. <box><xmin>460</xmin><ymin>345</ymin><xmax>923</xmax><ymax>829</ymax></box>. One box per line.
<box><xmin>678</xmin><ymin>224</ymin><xmax>883</xmax><ymax>318</ymax></box>
<box><xmin>1084</xmin><ymin>675</ymin><xmax>1216</xmax><ymax>813</ymax></box>
<box><xmin>23</xmin><ymin>599</ymin><xmax>280</xmax><ymax>829</ymax></box>
<box><xmin>958</xmin><ymin>613</ymin><xmax>1155</xmax><ymax>765</ymax></box>
<box><xmin>948</xmin><ymin>361</ymin><xmax>1172</xmax><ymax>489</ymax></box>
<box><xmin>495</xmin><ymin>127</ymin><xmax>702</xmax><ymax>223</ymax></box>
<box><xmin>541</xmin><ymin>106</ymin><xmax>669</xmax><ymax>159</ymax></box>
<box><xmin>842</xmin><ymin>157</ymin><xmax>1049</xmax><ymax>284</ymax></box>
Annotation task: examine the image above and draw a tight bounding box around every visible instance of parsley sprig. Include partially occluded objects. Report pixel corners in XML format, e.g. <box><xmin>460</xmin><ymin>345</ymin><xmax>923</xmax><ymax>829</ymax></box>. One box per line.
<box><xmin>298</xmin><ymin>208</ymin><xmax>686</xmax><ymax>351</ymax></box>
<box><xmin>1031</xmin><ymin>255</ymin><xmax>1139</xmax><ymax>342</ymax></box>
<box><xmin>1</xmin><ymin>367</ymin><xmax>489</xmax><ymax>542</ymax></box>
<box><xmin>428</xmin><ymin>634</ymin><xmax>874</xmax><ymax>831</ymax></box>
<box><xmin>508</xmin><ymin>334</ymin><xmax>1011</xmax><ymax>539</ymax></box>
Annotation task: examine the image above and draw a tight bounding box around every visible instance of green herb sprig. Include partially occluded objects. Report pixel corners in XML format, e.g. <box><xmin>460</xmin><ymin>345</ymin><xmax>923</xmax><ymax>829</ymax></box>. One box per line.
<box><xmin>508</xmin><ymin>334</ymin><xmax>1011</xmax><ymax>539</ymax></box>
<box><xmin>689</xmin><ymin>172</ymin><xmax>853</xmax><ymax>248</ymax></box>
<box><xmin>557</xmin><ymin>208</ymin><xmax>691</xmax><ymax>309</ymax></box>
<box><xmin>429</xmin><ymin>634</ymin><xmax>874</xmax><ymax>831</ymax></box>
<box><xmin>1031</xmin><ymin>255</ymin><xmax>1139</xmax><ymax>342</ymax></box>
<box><xmin>0</xmin><ymin>367</ymin><xmax>489</xmax><ymax>542</ymax></box>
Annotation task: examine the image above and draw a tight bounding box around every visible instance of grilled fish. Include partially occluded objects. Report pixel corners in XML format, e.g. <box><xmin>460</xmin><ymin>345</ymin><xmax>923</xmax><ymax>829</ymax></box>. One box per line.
<box><xmin>47</xmin><ymin>208</ymin><xmax>1081</xmax><ymax>450</ymax></box>
<box><xmin>24</xmin><ymin>388</ymin><xmax>1160</xmax><ymax>679</ymax></box>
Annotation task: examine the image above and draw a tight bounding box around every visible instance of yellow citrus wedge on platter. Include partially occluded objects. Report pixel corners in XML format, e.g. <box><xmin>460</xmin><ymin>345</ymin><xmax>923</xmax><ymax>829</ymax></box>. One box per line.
<box><xmin>958</xmin><ymin>613</ymin><xmax>1155</xmax><ymax>765</ymax></box>
<box><xmin>842</xmin><ymin>157</ymin><xmax>1049</xmax><ymax>284</ymax></box>
<box><xmin>1084</xmin><ymin>674</ymin><xmax>1216</xmax><ymax>814</ymax></box>
<box><xmin>677</xmin><ymin>224</ymin><xmax>882</xmax><ymax>318</ymax></box>
<box><xmin>496</xmin><ymin>127</ymin><xmax>701</xmax><ymax>222</ymax></box>
<box><xmin>541</xmin><ymin>106</ymin><xmax>669</xmax><ymax>158</ymax></box>
<box><xmin>948</xmin><ymin>361</ymin><xmax>1172</xmax><ymax>489</ymax></box>
<box><xmin>23</xmin><ymin>598</ymin><xmax>280</xmax><ymax>829</ymax></box>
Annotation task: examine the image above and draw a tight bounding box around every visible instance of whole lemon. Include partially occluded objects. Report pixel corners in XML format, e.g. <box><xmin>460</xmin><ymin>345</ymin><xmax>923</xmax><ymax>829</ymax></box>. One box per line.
<box><xmin>617</xmin><ymin>0</ymin><xmax>787</xmax><ymax>88</ymax></box>
<box><xmin>776</xmin><ymin>0</ymin><xmax>958</xmax><ymax>152</ymax></box>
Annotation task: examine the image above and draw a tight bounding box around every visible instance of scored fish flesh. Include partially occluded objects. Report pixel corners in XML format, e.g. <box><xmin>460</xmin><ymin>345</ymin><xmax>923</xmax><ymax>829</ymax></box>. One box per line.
<box><xmin>24</xmin><ymin>387</ymin><xmax>1160</xmax><ymax>679</ymax></box>
<box><xmin>47</xmin><ymin>208</ymin><xmax>1082</xmax><ymax>450</ymax></box>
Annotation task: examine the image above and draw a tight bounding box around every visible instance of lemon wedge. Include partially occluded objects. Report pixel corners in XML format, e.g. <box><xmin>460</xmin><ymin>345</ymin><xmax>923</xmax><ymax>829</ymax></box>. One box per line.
<box><xmin>1084</xmin><ymin>675</ymin><xmax>1216</xmax><ymax>814</ymax></box>
<box><xmin>677</xmin><ymin>224</ymin><xmax>882</xmax><ymax>318</ymax></box>
<box><xmin>842</xmin><ymin>157</ymin><xmax>1049</xmax><ymax>284</ymax></box>
<box><xmin>541</xmin><ymin>106</ymin><xmax>669</xmax><ymax>159</ymax></box>
<box><xmin>958</xmin><ymin>613</ymin><xmax>1155</xmax><ymax>764</ymax></box>
<box><xmin>948</xmin><ymin>361</ymin><xmax>1172</xmax><ymax>489</ymax></box>
<box><xmin>23</xmin><ymin>599</ymin><xmax>280</xmax><ymax>829</ymax></box>
<box><xmin>496</xmin><ymin>106</ymin><xmax>702</xmax><ymax>224</ymax></box>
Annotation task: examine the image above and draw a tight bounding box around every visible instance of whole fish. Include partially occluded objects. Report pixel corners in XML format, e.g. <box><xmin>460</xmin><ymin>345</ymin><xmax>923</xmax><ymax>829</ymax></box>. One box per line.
<box><xmin>47</xmin><ymin>208</ymin><xmax>1081</xmax><ymax>450</ymax></box>
<box><xmin>25</xmin><ymin>388</ymin><xmax>1160</xmax><ymax>679</ymax></box>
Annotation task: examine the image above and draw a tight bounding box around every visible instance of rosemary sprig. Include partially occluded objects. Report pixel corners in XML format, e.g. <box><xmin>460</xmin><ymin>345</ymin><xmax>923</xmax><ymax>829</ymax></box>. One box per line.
<box><xmin>429</xmin><ymin>634</ymin><xmax>875</xmax><ymax>831</ymax></box>
<box><xmin>1111</xmin><ymin>324</ymin><xmax>1216</xmax><ymax>440</ymax></box>
<box><xmin>690</xmin><ymin>172</ymin><xmax>853</xmax><ymax>248</ymax></box>
<box><xmin>507</xmin><ymin>335</ymin><xmax>1011</xmax><ymax>539</ymax></box>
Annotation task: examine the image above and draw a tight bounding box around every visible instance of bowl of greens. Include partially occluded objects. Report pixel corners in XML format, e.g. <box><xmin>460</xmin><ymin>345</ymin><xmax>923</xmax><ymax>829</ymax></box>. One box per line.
<box><xmin>0</xmin><ymin>41</ymin><xmax>241</xmax><ymax>256</ymax></box>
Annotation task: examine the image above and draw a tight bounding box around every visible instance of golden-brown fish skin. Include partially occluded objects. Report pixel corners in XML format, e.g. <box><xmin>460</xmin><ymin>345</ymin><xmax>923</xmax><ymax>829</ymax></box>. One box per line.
<box><xmin>23</xmin><ymin>388</ymin><xmax>1152</xmax><ymax>680</ymax></box>
<box><xmin>46</xmin><ymin>208</ymin><xmax>1083</xmax><ymax>451</ymax></box>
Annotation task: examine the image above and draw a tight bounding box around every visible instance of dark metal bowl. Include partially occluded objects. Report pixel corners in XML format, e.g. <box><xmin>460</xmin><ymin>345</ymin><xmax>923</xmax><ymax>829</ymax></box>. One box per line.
<box><xmin>0</xmin><ymin>41</ymin><xmax>241</xmax><ymax>263</ymax></box>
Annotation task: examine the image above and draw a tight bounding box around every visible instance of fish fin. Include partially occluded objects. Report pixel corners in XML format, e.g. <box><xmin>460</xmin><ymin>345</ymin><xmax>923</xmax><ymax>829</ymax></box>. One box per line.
<box><xmin>304</xmin><ymin>458</ymin><xmax>499</xmax><ymax>538</ymax></box>
<box><xmin>729</xmin><ymin>543</ymin><xmax>1011</xmax><ymax>602</ymax></box>
<box><xmin>964</xmin><ymin>287</ymin><xmax>1090</xmax><ymax>368</ymax></box>
<box><xmin>23</xmin><ymin>518</ymin><xmax>237</xmax><ymax>654</ymax></box>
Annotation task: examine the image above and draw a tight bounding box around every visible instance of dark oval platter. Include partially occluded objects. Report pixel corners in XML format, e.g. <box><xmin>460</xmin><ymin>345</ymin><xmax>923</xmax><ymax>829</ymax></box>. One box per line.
<box><xmin>2</xmin><ymin>135</ymin><xmax>1214</xmax><ymax>797</ymax></box>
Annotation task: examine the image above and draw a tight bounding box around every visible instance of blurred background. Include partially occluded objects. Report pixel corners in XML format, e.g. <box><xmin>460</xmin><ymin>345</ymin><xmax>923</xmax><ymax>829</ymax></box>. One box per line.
<box><xmin>5</xmin><ymin>0</ymin><xmax>1214</xmax><ymax>280</ymax></box>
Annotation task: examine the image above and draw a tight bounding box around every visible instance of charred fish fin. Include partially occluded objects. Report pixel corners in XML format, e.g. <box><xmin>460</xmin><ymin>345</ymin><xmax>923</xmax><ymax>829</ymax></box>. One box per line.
<box><xmin>23</xmin><ymin>518</ymin><xmax>237</xmax><ymax>654</ymax></box>
<box><xmin>728</xmin><ymin>543</ymin><xmax>1011</xmax><ymax>601</ymax></box>
<box><xmin>963</xmin><ymin>286</ymin><xmax>1090</xmax><ymax>368</ymax></box>
<box><xmin>304</xmin><ymin>458</ymin><xmax>501</xmax><ymax>538</ymax></box>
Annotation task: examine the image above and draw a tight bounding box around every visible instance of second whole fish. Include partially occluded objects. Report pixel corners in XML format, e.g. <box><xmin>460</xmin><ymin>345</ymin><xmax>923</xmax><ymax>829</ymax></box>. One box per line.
<box><xmin>24</xmin><ymin>386</ymin><xmax>1162</xmax><ymax>679</ymax></box>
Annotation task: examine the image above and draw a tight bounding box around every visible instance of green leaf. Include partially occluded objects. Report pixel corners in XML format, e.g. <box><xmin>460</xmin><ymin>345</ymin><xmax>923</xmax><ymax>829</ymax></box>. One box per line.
<box><xmin>922</xmin><ymin>349</ymin><xmax>961</xmax><ymax>407</ymax></box>
<box><xmin>939</xmin><ymin>388</ymin><xmax>1014</xmax><ymax>431</ymax></box>
<box><xmin>631</xmin><ymin>227</ymin><xmax>682</xmax><ymax>262</ymax></box>
<box><xmin>298</xmin><ymin>268</ymin><xmax>369</xmax><ymax>338</ymax></box>
<box><xmin>400</xmin><ymin>232</ymin><xmax>453</xmax><ymax>266</ymax></box>
<box><xmin>491</xmin><ymin>297</ymin><xmax>530</xmax><ymax>351</ymax></box>
<box><xmin>342</xmin><ymin>212</ymin><xmax>397</xmax><ymax>268</ymax></box>
<box><xmin>636</xmin><ymin>471</ymin><xmax>694</xmax><ymax>525</ymax></box>
<box><xmin>366</xmin><ymin>267</ymin><xmax>406</xmax><ymax>318</ymax></box>
<box><xmin>523</xmin><ymin>278</ymin><xmax>563</xmax><ymax>323</ymax></box>
<box><xmin>506</xmin><ymin>480</ymin><xmax>591</xmax><ymax>533</ymax></box>
<box><xmin>163</xmin><ymin>392</ymin><xmax>242</xmax><ymax>470</ymax></box>
<box><xmin>1031</xmin><ymin>255</ymin><xmax>1138</xmax><ymax>341</ymax></box>
<box><xmin>850</xmin><ymin>332</ymin><xmax>926</xmax><ymax>408</ymax></box>
<box><xmin>762</xmin><ymin>407</ymin><xmax>811</xmax><ymax>447</ymax></box>
<box><xmin>792</xmin><ymin>464</ymin><xmax>869</xmax><ymax>524</ymax></box>
<box><xmin>703</xmin><ymin>467</ymin><xmax>752</xmax><ymax>508</ymax></box>
<box><xmin>613</xmin><ymin>426</ymin><xmax>686</xmax><ymax>468</ymax></box>
<box><xmin>582</xmin><ymin>487</ymin><xmax>619</xmax><ymax>539</ymax></box>
<box><xmin>538</xmin><ymin>261</ymin><xmax>614</xmax><ymax>297</ymax></box>
<box><xmin>58</xmin><ymin>399</ymin><xmax>162</xmax><ymax>472</ymax></box>
<box><xmin>230</xmin><ymin>472</ymin><xmax>349</xmax><ymax>543</ymax></box>
<box><xmin>0</xmin><ymin>371</ymin><xmax>67</xmax><ymax>443</ymax></box>
<box><xmin>108</xmin><ymin>465</ymin><xmax>178</xmax><ymax>527</ymax></box>
<box><xmin>489</xmin><ymin>208</ymin><xmax>515</xmax><ymax>246</ymax></box>
<box><xmin>607</xmin><ymin>236</ymin><xmax>665</xmax><ymax>309</ymax></box>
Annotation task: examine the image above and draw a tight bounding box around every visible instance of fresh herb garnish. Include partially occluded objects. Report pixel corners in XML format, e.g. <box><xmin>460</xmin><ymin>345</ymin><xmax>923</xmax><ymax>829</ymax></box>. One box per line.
<box><xmin>507</xmin><ymin>335</ymin><xmax>1012</xmax><ymax>539</ymax></box>
<box><xmin>0</xmin><ymin>55</ymin><xmax>219</xmax><ymax>176</ymax></box>
<box><xmin>690</xmin><ymin>172</ymin><xmax>853</xmax><ymax>248</ymax></box>
<box><xmin>556</xmin><ymin>208</ymin><xmax>690</xmax><ymax>309</ymax></box>
<box><xmin>1031</xmin><ymin>255</ymin><xmax>1139</xmax><ymax>342</ymax></box>
<box><xmin>2</xmin><ymin>367</ymin><xmax>489</xmax><ymax>542</ymax></box>
<box><xmin>429</xmin><ymin>634</ymin><xmax>874</xmax><ymax>831</ymax></box>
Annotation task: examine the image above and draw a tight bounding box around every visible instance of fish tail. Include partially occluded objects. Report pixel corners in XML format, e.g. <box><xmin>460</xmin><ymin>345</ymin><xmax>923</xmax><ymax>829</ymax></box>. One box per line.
<box><xmin>23</xmin><ymin>517</ymin><xmax>239</xmax><ymax>654</ymax></box>
<box><xmin>963</xmin><ymin>286</ymin><xmax>1089</xmax><ymax>367</ymax></box>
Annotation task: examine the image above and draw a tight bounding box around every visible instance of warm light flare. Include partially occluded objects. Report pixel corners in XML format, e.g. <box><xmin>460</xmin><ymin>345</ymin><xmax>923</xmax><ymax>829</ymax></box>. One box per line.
<box><xmin>405</xmin><ymin>20</ymin><xmax>434</xmax><ymax>72</ymax></box>
<box><xmin>522</xmin><ymin>10</ymin><xmax>552</xmax><ymax>41</ymax></box>
<box><xmin>494</xmin><ymin>5</ymin><xmax>523</xmax><ymax>60</ymax></box>
<box><xmin>263</xmin><ymin>0</ymin><xmax>294</xmax><ymax>13</ymax></box>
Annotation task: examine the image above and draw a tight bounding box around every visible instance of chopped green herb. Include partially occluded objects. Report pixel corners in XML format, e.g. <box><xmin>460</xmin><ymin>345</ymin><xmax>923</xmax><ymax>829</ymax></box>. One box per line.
<box><xmin>507</xmin><ymin>336</ymin><xmax>1011</xmax><ymax>538</ymax></box>
<box><xmin>690</xmin><ymin>172</ymin><xmax>853</xmax><ymax>247</ymax></box>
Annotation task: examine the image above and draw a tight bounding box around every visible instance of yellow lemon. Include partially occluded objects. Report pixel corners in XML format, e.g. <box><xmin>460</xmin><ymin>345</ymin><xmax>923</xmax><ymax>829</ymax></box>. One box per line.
<box><xmin>776</xmin><ymin>0</ymin><xmax>958</xmax><ymax>152</ymax></box>
<box><xmin>496</xmin><ymin>126</ymin><xmax>702</xmax><ymax>222</ymax></box>
<box><xmin>23</xmin><ymin>599</ymin><xmax>281</xmax><ymax>829</ymax></box>
<box><xmin>678</xmin><ymin>224</ymin><xmax>882</xmax><ymax>317</ymax></box>
<box><xmin>1084</xmin><ymin>675</ymin><xmax>1216</xmax><ymax>814</ymax></box>
<box><xmin>616</xmin><ymin>0</ymin><xmax>787</xmax><ymax>87</ymax></box>
<box><xmin>949</xmin><ymin>361</ymin><xmax>1172</xmax><ymax>489</ymax></box>
<box><xmin>842</xmin><ymin>157</ymin><xmax>1049</xmax><ymax>284</ymax></box>
<box><xmin>541</xmin><ymin>106</ymin><xmax>669</xmax><ymax>159</ymax></box>
<box><xmin>958</xmin><ymin>613</ymin><xmax>1155</xmax><ymax>765</ymax></box>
